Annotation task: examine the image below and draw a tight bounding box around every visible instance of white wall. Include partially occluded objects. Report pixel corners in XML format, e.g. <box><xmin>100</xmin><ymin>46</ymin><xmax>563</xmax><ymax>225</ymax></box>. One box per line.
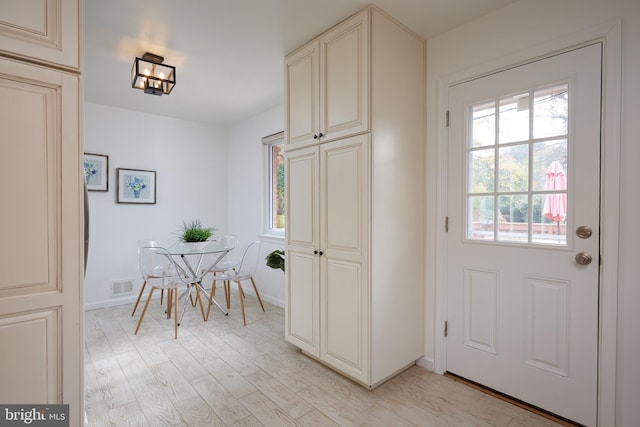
<box><xmin>425</xmin><ymin>0</ymin><xmax>640</xmax><ymax>425</ymax></box>
<box><xmin>83</xmin><ymin>102</ymin><xmax>228</xmax><ymax>308</ymax></box>
<box><xmin>83</xmin><ymin>101</ymin><xmax>287</xmax><ymax>309</ymax></box>
<box><xmin>226</xmin><ymin>104</ymin><xmax>286</xmax><ymax>307</ymax></box>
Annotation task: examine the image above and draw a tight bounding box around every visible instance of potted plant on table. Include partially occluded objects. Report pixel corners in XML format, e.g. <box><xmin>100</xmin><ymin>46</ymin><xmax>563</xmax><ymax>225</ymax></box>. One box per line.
<box><xmin>177</xmin><ymin>219</ymin><xmax>216</xmax><ymax>250</ymax></box>
<box><xmin>276</xmin><ymin>190</ymin><xmax>285</xmax><ymax>228</ymax></box>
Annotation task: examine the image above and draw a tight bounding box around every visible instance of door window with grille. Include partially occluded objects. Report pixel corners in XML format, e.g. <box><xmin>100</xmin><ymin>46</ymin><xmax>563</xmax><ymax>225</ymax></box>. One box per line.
<box><xmin>467</xmin><ymin>84</ymin><xmax>569</xmax><ymax>245</ymax></box>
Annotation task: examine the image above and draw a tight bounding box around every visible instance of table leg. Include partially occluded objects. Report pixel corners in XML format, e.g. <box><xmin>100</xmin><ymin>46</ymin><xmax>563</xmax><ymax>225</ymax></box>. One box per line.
<box><xmin>174</xmin><ymin>250</ymin><xmax>232</xmax><ymax>326</ymax></box>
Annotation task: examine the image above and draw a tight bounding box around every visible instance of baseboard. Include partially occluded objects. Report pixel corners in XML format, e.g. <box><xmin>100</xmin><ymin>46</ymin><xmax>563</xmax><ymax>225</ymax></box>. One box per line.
<box><xmin>416</xmin><ymin>356</ymin><xmax>434</xmax><ymax>371</ymax></box>
<box><xmin>85</xmin><ymin>285</ymin><xmax>286</xmax><ymax>311</ymax></box>
<box><xmin>85</xmin><ymin>295</ymin><xmax>141</xmax><ymax>311</ymax></box>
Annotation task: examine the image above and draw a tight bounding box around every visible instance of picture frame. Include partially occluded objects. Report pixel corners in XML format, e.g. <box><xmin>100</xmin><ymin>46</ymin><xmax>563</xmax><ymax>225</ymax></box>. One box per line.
<box><xmin>117</xmin><ymin>168</ymin><xmax>156</xmax><ymax>204</ymax></box>
<box><xmin>83</xmin><ymin>153</ymin><xmax>109</xmax><ymax>191</ymax></box>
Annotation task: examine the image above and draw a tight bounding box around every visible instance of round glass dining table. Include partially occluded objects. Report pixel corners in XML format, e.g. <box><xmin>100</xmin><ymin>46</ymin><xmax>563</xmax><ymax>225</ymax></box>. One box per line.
<box><xmin>167</xmin><ymin>240</ymin><xmax>235</xmax><ymax>324</ymax></box>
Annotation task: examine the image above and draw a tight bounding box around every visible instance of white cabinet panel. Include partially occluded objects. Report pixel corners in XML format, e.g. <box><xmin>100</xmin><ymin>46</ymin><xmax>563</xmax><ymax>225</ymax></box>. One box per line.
<box><xmin>285</xmin><ymin>147</ymin><xmax>320</xmax><ymax>355</ymax></box>
<box><xmin>285</xmin><ymin>42</ymin><xmax>319</xmax><ymax>149</ymax></box>
<box><xmin>0</xmin><ymin>309</ymin><xmax>59</xmax><ymax>403</ymax></box>
<box><xmin>0</xmin><ymin>0</ymin><xmax>80</xmax><ymax>69</ymax></box>
<box><xmin>320</xmin><ymin>10</ymin><xmax>369</xmax><ymax>143</ymax></box>
<box><xmin>0</xmin><ymin>74</ymin><xmax>57</xmax><ymax>293</ymax></box>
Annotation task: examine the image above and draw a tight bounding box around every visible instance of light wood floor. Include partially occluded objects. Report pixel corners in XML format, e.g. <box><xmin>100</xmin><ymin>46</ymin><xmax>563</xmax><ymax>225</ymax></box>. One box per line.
<box><xmin>85</xmin><ymin>289</ymin><xmax>563</xmax><ymax>426</ymax></box>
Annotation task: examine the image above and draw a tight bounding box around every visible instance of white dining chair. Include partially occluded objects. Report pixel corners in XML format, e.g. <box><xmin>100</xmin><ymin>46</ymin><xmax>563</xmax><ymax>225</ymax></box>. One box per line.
<box><xmin>134</xmin><ymin>246</ymin><xmax>197</xmax><ymax>339</ymax></box>
<box><xmin>131</xmin><ymin>239</ymin><xmax>158</xmax><ymax>316</ymax></box>
<box><xmin>202</xmin><ymin>235</ymin><xmax>238</xmax><ymax>313</ymax></box>
<box><xmin>206</xmin><ymin>240</ymin><xmax>264</xmax><ymax>325</ymax></box>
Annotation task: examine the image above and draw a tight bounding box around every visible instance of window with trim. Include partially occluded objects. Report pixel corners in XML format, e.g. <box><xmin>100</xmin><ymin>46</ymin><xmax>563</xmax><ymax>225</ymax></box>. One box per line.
<box><xmin>264</xmin><ymin>131</ymin><xmax>285</xmax><ymax>235</ymax></box>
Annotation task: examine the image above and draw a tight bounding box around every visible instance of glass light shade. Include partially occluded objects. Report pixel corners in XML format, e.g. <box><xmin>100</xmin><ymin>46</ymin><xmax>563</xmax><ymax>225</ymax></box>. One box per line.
<box><xmin>131</xmin><ymin>53</ymin><xmax>176</xmax><ymax>96</ymax></box>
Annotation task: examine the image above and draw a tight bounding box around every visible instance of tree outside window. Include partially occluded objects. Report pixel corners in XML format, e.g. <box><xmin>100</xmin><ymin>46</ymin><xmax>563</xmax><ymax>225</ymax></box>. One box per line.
<box><xmin>272</xmin><ymin>143</ymin><xmax>285</xmax><ymax>229</ymax></box>
<box><xmin>264</xmin><ymin>132</ymin><xmax>285</xmax><ymax>235</ymax></box>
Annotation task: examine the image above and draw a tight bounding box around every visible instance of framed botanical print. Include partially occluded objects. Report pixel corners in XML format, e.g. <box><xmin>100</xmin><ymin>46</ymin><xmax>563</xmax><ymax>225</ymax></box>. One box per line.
<box><xmin>83</xmin><ymin>153</ymin><xmax>109</xmax><ymax>191</ymax></box>
<box><xmin>117</xmin><ymin>168</ymin><xmax>156</xmax><ymax>204</ymax></box>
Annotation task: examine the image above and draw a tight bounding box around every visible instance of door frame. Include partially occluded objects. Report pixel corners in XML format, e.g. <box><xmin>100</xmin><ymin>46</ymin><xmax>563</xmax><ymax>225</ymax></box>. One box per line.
<box><xmin>431</xmin><ymin>22</ymin><xmax>621</xmax><ymax>426</ymax></box>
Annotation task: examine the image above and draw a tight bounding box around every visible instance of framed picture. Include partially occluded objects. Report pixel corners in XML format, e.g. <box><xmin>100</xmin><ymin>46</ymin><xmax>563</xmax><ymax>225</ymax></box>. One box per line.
<box><xmin>83</xmin><ymin>153</ymin><xmax>109</xmax><ymax>191</ymax></box>
<box><xmin>117</xmin><ymin>168</ymin><xmax>156</xmax><ymax>204</ymax></box>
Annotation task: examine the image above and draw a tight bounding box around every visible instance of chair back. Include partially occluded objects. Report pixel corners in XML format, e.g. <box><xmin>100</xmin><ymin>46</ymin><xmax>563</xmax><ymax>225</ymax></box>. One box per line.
<box><xmin>137</xmin><ymin>239</ymin><xmax>158</xmax><ymax>279</ymax></box>
<box><xmin>140</xmin><ymin>246</ymin><xmax>183</xmax><ymax>288</ymax></box>
<box><xmin>218</xmin><ymin>235</ymin><xmax>239</xmax><ymax>268</ymax></box>
<box><xmin>234</xmin><ymin>241</ymin><xmax>262</xmax><ymax>280</ymax></box>
<box><xmin>198</xmin><ymin>235</ymin><xmax>239</xmax><ymax>275</ymax></box>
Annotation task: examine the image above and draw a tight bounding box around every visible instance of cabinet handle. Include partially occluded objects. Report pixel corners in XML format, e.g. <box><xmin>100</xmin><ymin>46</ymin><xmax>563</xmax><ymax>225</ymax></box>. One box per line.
<box><xmin>319</xmin><ymin>251</ymin><xmax>324</xmax><ymax>256</ymax></box>
<box><xmin>314</xmin><ymin>250</ymin><xmax>318</xmax><ymax>254</ymax></box>
<box><xmin>313</xmin><ymin>134</ymin><xmax>318</xmax><ymax>139</ymax></box>
<box><xmin>318</xmin><ymin>132</ymin><xmax>324</xmax><ymax>138</ymax></box>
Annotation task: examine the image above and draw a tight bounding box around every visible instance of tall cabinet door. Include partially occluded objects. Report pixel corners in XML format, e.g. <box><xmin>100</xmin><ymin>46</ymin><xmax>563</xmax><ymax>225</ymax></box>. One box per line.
<box><xmin>285</xmin><ymin>41</ymin><xmax>319</xmax><ymax>150</ymax></box>
<box><xmin>285</xmin><ymin>146</ymin><xmax>321</xmax><ymax>356</ymax></box>
<box><xmin>0</xmin><ymin>57</ymin><xmax>82</xmax><ymax>420</ymax></box>
<box><xmin>320</xmin><ymin>135</ymin><xmax>370</xmax><ymax>383</ymax></box>
<box><xmin>319</xmin><ymin>10</ymin><xmax>369</xmax><ymax>143</ymax></box>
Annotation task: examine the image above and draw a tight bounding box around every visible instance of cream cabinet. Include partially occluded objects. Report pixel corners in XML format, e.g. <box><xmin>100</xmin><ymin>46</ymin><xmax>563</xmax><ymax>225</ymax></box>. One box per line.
<box><xmin>0</xmin><ymin>0</ymin><xmax>80</xmax><ymax>70</ymax></box>
<box><xmin>0</xmin><ymin>0</ymin><xmax>83</xmax><ymax>423</ymax></box>
<box><xmin>285</xmin><ymin>6</ymin><xmax>426</xmax><ymax>388</ymax></box>
<box><xmin>285</xmin><ymin>135</ymin><xmax>370</xmax><ymax>382</ymax></box>
<box><xmin>285</xmin><ymin>10</ymin><xmax>369</xmax><ymax>150</ymax></box>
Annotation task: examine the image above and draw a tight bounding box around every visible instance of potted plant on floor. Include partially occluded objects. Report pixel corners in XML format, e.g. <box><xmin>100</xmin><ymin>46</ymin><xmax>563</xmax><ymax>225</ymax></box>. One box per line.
<box><xmin>265</xmin><ymin>249</ymin><xmax>285</xmax><ymax>272</ymax></box>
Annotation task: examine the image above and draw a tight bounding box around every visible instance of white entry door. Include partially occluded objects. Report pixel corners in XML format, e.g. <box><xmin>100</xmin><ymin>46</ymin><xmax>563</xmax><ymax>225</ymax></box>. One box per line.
<box><xmin>446</xmin><ymin>44</ymin><xmax>601</xmax><ymax>426</ymax></box>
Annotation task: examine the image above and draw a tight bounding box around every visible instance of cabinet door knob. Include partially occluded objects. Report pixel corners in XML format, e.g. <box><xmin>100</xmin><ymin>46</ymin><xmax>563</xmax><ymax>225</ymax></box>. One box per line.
<box><xmin>314</xmin><ymin>250</ymin><xmax>318</xmax><ymax>254</ymax></box>
<box><xmin>313</xmin><ymin>134</ymin><xmax>318</xmax><ymax>139</ymax></box>
<box><xmin>318</xmin><ymin>132</ymin><xmax>324</xmax><ymax>138</ymax></box>
<box><xmin>319</xmin><ymin>251</ymin><xmax>323</xmax><ymax>256</ymax></box>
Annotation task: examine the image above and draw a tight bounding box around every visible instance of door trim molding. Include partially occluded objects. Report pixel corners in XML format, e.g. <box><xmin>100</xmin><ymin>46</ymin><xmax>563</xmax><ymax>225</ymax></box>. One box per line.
<box><xmin>432</xmin><ymin>20</ymin><xmax>621</xmax><ymax>426</ymax></box>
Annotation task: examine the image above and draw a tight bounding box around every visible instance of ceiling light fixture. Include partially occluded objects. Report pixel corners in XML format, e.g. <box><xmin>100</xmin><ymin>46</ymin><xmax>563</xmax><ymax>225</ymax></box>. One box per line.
<box><xmin>131</xmin><ymin>52</ymin><xmax>176</xmax><ymax>96</ymax></box>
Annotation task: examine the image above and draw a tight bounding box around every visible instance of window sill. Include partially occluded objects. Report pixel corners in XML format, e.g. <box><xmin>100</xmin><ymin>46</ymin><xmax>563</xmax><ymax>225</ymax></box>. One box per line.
<box><xmin>259</xmin><ymin>233</ymin><xmax>284</xmax><ymax>245</ymax></box>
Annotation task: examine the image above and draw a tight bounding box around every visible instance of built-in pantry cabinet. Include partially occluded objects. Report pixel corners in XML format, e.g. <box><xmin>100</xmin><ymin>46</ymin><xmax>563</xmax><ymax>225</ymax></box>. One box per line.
<box><xmin>284</xmin><ymin>5</ymin><xmax>426</xmax><ymax>388</ymax></box>
<box><xmin>0</xmin><ymin>0</ymin><xmax>83</xmax><ymax>423</ymax></box>
<box><xmin>285</xmin><ymin>9</ymin><xmax>369</xmax><ymax>149</ymax></box>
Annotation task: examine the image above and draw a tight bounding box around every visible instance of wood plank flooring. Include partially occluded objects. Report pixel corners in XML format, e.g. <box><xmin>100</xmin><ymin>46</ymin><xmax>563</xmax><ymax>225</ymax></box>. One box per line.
<box><xmin>85</xmin><ymin>290</ymin><xmax>563</xmax><ymax>426</ymax></box>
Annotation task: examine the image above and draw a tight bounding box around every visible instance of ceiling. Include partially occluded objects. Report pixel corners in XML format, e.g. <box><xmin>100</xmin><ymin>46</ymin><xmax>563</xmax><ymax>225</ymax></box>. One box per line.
<box><xmin>84</xmin><ymin>0</ymin><xmax>517</xmax><ymax>127</ymax></box>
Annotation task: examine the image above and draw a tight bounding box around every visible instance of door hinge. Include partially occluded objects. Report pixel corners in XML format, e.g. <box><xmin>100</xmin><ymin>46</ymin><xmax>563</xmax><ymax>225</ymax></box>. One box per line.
<box><xmin>445</xmin><ymin>216</ymin><xmax>449</xmax><ymax>232</ymax></box>
<box><xmin>444</xmin><ymin>321</ymin><xmax>448</xmax><ymax>337</ymax></box>
<box><xmin>446</xmin><ymin>110</ymin><xmax>450</xmax><ymax>127</ymax></box>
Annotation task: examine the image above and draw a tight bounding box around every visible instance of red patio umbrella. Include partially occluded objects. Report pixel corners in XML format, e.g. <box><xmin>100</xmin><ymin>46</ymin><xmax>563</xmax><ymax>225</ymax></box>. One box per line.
<box><xmin>542</xmin><ymin>161</ymin><xmax>567</xmax><ymax>237</ymax></box>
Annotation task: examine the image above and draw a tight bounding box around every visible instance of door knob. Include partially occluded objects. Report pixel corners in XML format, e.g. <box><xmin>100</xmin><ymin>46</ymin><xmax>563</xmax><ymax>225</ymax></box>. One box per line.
<box><xmin>575</xmin><ymin>252</ymin><xmax>592</xmax><ymax>266</ymax></box>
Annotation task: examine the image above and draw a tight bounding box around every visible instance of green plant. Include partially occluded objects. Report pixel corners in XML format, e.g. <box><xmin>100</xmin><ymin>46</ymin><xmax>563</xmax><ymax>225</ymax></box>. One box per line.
<box><xmin>178</xmin><ymin>219</ymin><xmax>215</xmax><ymax>242</ymax></box>
<box><xmin>276</xmin><ymin>189</ymin><xmax>285</xmax><ymax>215</ymax></box>
<box><xmin>276</xmin><ymin>163</ymin><xmax>285</xmax><ymax>215</ymax></box>
<box><xmin>265</xmin><ymin>249</ymin><xmax>285</xmax><ymax>272</ymax></box>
